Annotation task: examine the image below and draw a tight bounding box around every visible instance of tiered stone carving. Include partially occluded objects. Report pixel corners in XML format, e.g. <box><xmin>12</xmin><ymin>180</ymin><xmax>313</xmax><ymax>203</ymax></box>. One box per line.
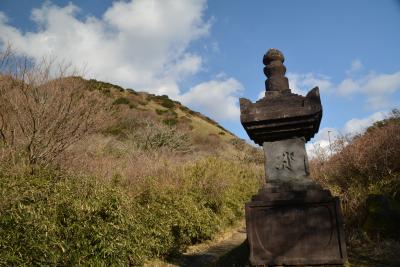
<box><xmin>240</xmin><ymin>49</ymin><xmax>347</xmax><ymax>266</ymax></box>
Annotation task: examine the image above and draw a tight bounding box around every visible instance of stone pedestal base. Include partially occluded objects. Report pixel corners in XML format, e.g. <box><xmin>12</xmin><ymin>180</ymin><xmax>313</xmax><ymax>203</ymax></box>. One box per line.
<box><xmin>245</xmin><ymin>187</ymin><xmax>347</xmax><ymax>266</ymax></box>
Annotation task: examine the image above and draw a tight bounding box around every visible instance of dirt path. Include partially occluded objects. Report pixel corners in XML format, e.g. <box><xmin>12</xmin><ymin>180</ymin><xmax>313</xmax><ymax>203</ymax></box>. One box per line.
<box><xmin>145</xmin><ymin>221</ymin><xmax>249</xmax><ymax>267</ymax></box>
<box><xmin>177</xmin><ymin>226</ymin><xmax>248</xmax><ymax>267</ymax></box>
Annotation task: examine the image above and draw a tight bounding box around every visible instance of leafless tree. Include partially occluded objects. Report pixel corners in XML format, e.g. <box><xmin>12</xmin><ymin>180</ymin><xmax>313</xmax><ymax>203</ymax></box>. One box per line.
<box><xmin>0</xmin><ymin>45</ymin><xmax>107</xmax><ymax>168</ymax></box>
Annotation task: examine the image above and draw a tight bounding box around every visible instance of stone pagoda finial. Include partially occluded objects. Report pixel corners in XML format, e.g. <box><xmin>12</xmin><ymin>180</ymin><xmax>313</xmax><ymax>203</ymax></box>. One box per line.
<box><xmin>263</xmin><ymin>48</ymin><xmax>290</xmax><ymax>92</ymax></box>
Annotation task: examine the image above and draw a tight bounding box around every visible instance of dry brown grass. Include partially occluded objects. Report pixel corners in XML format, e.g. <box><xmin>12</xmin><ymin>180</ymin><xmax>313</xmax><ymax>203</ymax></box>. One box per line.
<box><xmin>310</xmin><ymin>112</ymin><xmax>400</xmax><ymax>235</ymax></box>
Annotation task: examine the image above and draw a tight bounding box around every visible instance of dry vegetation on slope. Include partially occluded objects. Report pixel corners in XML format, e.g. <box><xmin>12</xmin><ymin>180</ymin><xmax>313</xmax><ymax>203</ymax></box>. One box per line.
<box><xmin>0</xmin><ymin>50</ymin><xmax>263</xmax><ymax>265</ymax></box>
<box><xmin>310</xmin><ymin>110</ymin><xmax>400</xmax><ymax>265</ymax></box>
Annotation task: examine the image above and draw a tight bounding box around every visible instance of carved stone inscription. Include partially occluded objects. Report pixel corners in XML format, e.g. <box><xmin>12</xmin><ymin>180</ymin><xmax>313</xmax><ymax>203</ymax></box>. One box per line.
<box><xmin>263</xmin><ymin>137</ymin><xmax>310</xmax><ymax>185</ymax></box>
<box><xmin>275</xmin><ymin>151</ymin><xmax>295</xmax><ymax>171</ymax></box>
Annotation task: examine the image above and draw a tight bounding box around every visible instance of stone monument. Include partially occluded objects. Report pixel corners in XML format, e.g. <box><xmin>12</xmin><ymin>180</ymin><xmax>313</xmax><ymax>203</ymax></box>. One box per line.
<box><xmin>240</xmin><ymin>49</ymin><xmax>347</xmax><ymax>266</ymax></box>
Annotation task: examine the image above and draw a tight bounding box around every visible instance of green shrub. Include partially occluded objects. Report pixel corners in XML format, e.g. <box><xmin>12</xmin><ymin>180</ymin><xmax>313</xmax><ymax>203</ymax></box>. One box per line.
<box><xmin>160</xmin><ymin>99</ymin><xmax>175</xmax><ymax>109</ymax></box>
<box><xmin>112</xmin><ymin>97</ymin><xmax>131</xmax><ymax>106</ymax></box>
<box><xmin>102</xmin><ymin>88</ymin><xmax>111</xmax><ymax>96</ymax></box>
<box><xmin>129</xmin><ymin>103</ymin><xmax>137</xmax><ymax>109</ymax></box>
<box><xmin>163</xmin><ymin>118</ymin><xmax>177</xmax><ymax>126</ymax></box>
<box><xmin>179</xmin><ymin>106</ymin><xmax>190</xmax><ymax>112</ymax></box>
<box><xmin>156</xmin><ymin>109</ymin><xmax>168</xmax><ymax>115</ymax></box>
<box><xmin>103</xmin><ymin>126</ymin><xmax>125</xmax><ymax>137</ymax></box>
<box><xmin>88</xmin><ymin>79</ymin><xmax>124</xmax><ymax>93</ymax></box>
<box><xmin>138</xmin><ymin>100</ymin><xmax>148</xmax><ymax>106</ymax></box>
<box><xmin>156</xmin><ymin>108</ymin><xmax>178</xmax><ymax>117</ymax></box>
<box><xmin>127</xmin><ymin>89</ymin><xmax>138</xmax><ymax>95</ymax></box>
<box><xmin>0</xmin><ymin>157</ymin><xmax>261</xmax><ymax>266</ymax></box>
<box><xmin>153</xmin><ymin>95</ymin><xmax>175</xmax><ymax>109</ymax></box>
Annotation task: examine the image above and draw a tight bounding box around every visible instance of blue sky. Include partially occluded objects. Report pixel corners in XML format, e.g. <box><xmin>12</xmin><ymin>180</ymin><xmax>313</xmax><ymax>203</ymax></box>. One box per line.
<box><xmin>1</xmin><ymin>0</ymin><xmax>399</xmax><ymax>152</ymax></box>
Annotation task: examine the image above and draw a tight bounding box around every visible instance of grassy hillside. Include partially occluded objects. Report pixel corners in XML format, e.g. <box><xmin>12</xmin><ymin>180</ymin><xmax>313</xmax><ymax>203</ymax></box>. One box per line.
<box><xmin>0</xmin><ymin>66</ymin><xmax>263</xmax><ymax>266</ymax></box>
<box><xmin>86</xmin><ymin>78</ymin><xmax>236</xmax><ymax>143</ymax></box>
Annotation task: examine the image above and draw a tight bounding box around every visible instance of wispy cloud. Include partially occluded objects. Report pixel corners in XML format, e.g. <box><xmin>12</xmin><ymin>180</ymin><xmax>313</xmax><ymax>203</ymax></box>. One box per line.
<box><xmin>178</xmin><ymin>76</ymin><xmax>244</xmax><ymax>121</ymax></box>
<box><xmin>345</xmin><ymin>59</ymin><xmax>363</xmax><ymax>75</ymax></box>
<box><xmin>337</xmin><ymin>71</ymin><xmax>400</xmax><ymax>109</ymax></box>
<box><xmin>307</xmin><ymin>110</ymin><xmax>388</xmax><ymax>157</ymax></box>
<box><xmin>256</xmin><ymin>73</ymin><xmax>333</xmax><ymax>99</ymax></box>
<box><xmin>343</xmin><ymin>110</ymin><xmax>386</xmax><ymax>134</ymax></box>
<box><xmin>267</xmin><ymin>60</ymin><xmax>400</xmax><ymax>109</ymax></box>
<box><xmin>287</xmin><ymin>72</ymin><xmax>334</xmax><ymax>95</ymax></box>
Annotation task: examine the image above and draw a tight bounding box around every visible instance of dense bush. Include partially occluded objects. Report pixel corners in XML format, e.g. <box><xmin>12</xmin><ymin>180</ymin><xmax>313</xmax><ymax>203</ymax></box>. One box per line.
<box><xmin>310</xmin><ymin>111</ymin><xmax>400</xmax><ymax>238</ymax></box>
<box><xmin>0</xmin><ymin>157</ymin><xmax>261</xmax><ymax>266</ymax></box>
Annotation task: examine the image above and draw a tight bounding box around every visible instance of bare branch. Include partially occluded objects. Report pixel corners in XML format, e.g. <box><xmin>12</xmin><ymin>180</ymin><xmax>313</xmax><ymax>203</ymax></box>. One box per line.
<box><xmin>0</xmin><ymin>46</ymin><xmax>108</xmax><ymax>167</ymax></box>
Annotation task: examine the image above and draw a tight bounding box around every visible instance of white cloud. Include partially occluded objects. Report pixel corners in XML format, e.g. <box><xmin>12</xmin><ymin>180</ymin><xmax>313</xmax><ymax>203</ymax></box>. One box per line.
<box><xmin>257</xmin><ymin>90</ymin><xmax>265</xmax><ymax>99</ymax></box>
<box><xmin>257</xmin><ymin>56</ymin><xmax>398</xmax><ymax>111</ymax></box>
<box><xmin>255</xmin><ymin>73</ymin><xmax>333</xmax><ymax>99</ymax></box>
<box><xmin>286</xmin><ymin>60</ymin><xmax>400</xmax><ymax>110</ymax></box>
<box><xmin>306</xmin><ymin>127</ymin><xmax>340</xmax><ymax>158</ymax></box>
<box><xmin>337</xmin><ymin>71</ymin><xmax>400</xmax><ymax>109</ymax></box>
<box><xmin>256</xmin><ymin>59</ymin><xmax>399</xmax><ymax>111</ymax></box>
<box><xmin>307</xmin><ymin>110</ymin><xmax>388</xmax><ymax>158</ymax></box>
<box><xmin>0</xmin><ymin>1</ymin><xmax>246</xmax><ymax>122</ymax></box>
<box><xmin>337</xmin><ymin>78</ymin><xmax>360</xmax><ymax>95</ymax></box>
<box><xmin>298</xmin><ymin>61</ymin><xmax>397</xmax><ymax>157</ymax></box>
<box><xmin>287</xmin><ymin>72</ymin><xmax>333</xmax><ymax>95</ymax></box>
<box><xmin>179</xmin><ymin>77</ymin><xmax>244</xmax><ymax>121</ymax></box>
<box><xmin>343</xmin><ymin>111</ymin><xmax>386</xmax><ymax>134</ymax></box>
<box><xmin>0</xmin><ymin>0</ymin><xmax>209</xmax><ymax>99</ymax></box>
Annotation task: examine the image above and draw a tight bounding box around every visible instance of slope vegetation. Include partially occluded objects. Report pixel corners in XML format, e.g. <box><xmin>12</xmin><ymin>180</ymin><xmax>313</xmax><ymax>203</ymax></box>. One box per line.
<box><xmin>310</xmin><ymin>110</ymin><xmax>400</xmax><ymax>264</ymax></box>
<box><xmin>0</xmin><ymin>73</ymin><xmax>263</xmax><ymax>266</ymax></box>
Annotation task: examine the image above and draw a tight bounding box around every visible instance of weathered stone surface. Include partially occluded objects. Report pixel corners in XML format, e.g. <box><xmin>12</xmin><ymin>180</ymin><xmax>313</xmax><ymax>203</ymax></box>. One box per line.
<box><xmin>263</xmin><ymin>48</ymin><xmax>285</xmax><ymax>65</ymax></box>
<box><xmin>240</xmin><ymin>48</ymin><xmax>347</xmax><ymax>266</ymax></box>
<box><xmin>246</xmin><ymin>195</ymin><xmax>347</xmax><ymax>266</ymax></box>
<box><xmin>262</xmin><ymin>48</ymin><xmax>288</xmax><ymax>92</ymax></box>
<box><xmin>240</xmin><ymin>88</ymin><xmax>322</xmax><ymax>145</ymax></box>
<box><xmin>263</xmin><ymin>138</ymin><xmax>313</xmax><ymax>189</ymax></box>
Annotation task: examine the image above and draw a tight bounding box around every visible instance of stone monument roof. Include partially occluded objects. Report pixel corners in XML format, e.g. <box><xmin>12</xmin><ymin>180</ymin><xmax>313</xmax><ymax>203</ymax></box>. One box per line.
<box><xmin>240</xmin><ymin>49</ymin><xmax>322</xmax><ymax>144</ymax></box>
